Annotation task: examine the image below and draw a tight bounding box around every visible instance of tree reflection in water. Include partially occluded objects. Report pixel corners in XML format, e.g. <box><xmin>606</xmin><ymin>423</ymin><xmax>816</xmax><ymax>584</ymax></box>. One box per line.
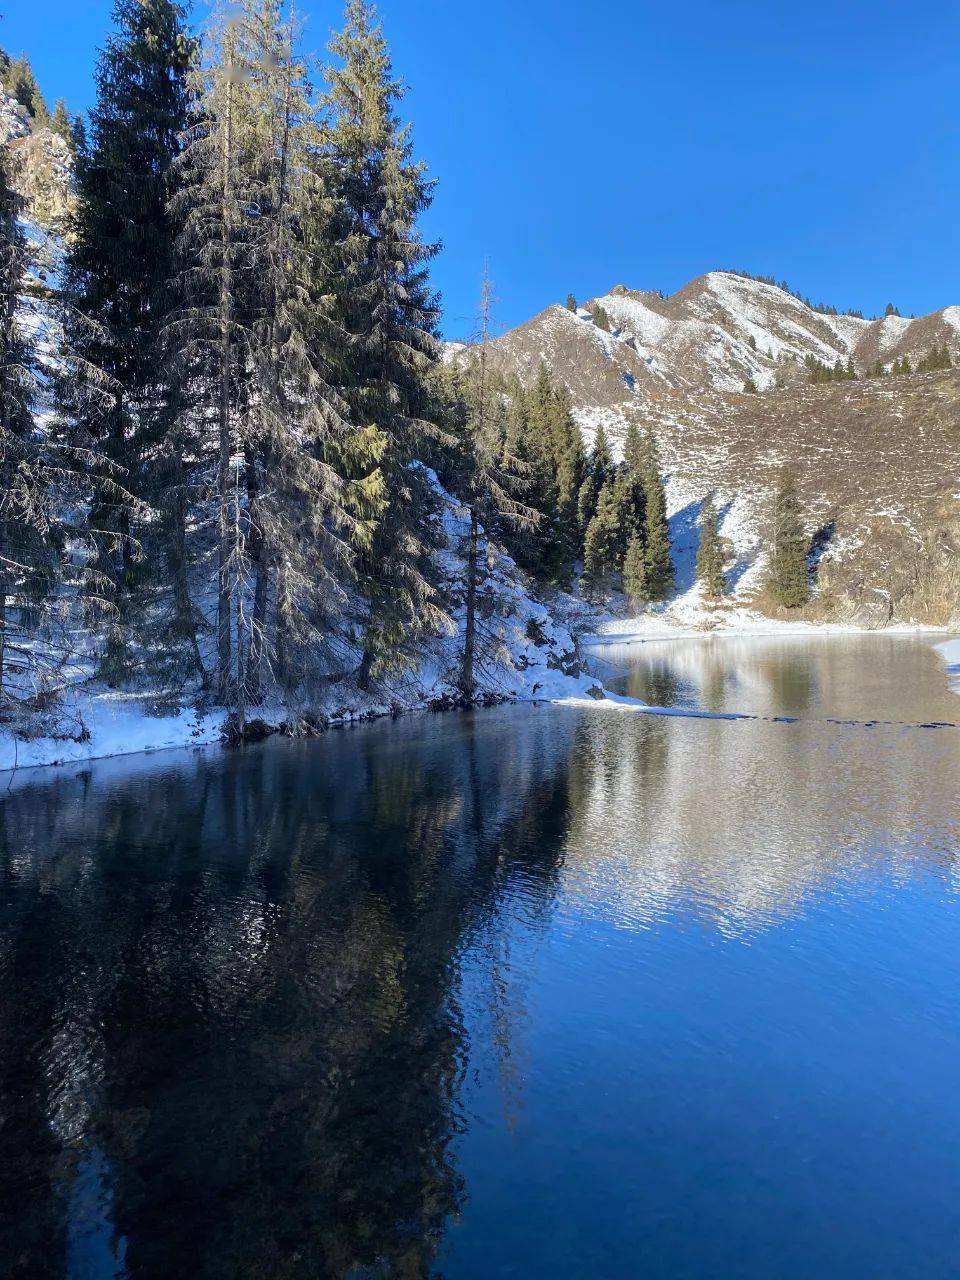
<box><xmin>3</xmin><ymin>636</ymin><xmax>960</xmax><ymax>1280</ymax></box>
<box><xmin>0</xmin><ymin>710</ymin><xmax>573</xmax><ymax>1279</ymax></box>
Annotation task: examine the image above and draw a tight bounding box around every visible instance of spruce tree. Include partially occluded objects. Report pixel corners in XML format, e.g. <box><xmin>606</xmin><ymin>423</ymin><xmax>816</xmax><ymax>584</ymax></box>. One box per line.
<box><xmin>324</xmin><ymin>0</ymin><xmax>448</xmax><ymax>686</ymax></box>
<box><xmin>50</xmin><ymin>99</ymin><xmax>73</xmax><ymax>145</ymax></box>
<box><xmin>768</xmin><ymin>470</ymin><xmax>809</xmax><ymax>608</ymax></box>
<box><xmin>6</xmin><ymin>55</ymin><xmax>49</xmax><ymax>125</ymax></box>
<box><xmin>577</xmin><ymin>423</ymin><xmax>612</xmax><ymax>532</ymax></box>
<box><xmin>0</xmin><ymin>147</ymin><xmax>115</xmax><ymax>710</ymax></box>
<box><xmin>620</xmin><ymin>419</ymin><xmax>648</xmax><ymax>527</ymax></box>
<box><xmin>640</xmin><ymin>434</ymin><xmax>674</xmax><ymax>600</ymax></box>
<box><xmin>61</xmin><ymin>0</ymin><xmax>195</xmax><ymax>683</ymax></box>
<box><xmin>171</xmin><ymin>0</ymin><xmax>374</xmax><ymax>711</ymax></box>
<box><xmin>623</xmin><ymin>534</ymin><xmax>647</xmax><ymax>609</ymax></box>
<box><xmin>450</xmin><ymin>275</ymin><xmax>536</xmax><ymax>699</ymax></box>
<box><xmin>566</xmin><ymin>293</ymin><xmax>577</xmax><ymax>312</ymax></box>
<box><xmin>551</xmin><ymin>384</ymin><xmax>586</xmax><ymax>582</ymax></box>
<box><xmin>696</xmin><ymin>494</ymin><xmax>726</xmax><ymax>599</ymax></box>
<box><xmin>581</xmin><ymin>480</ymin><xmax>621</xmax><ymax>602</ymax></box>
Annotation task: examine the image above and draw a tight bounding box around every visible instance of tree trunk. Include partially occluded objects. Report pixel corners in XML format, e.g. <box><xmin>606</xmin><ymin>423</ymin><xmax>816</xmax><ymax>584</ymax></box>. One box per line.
<box><xmin>460</xmin><ymin>506</ymin><xmax>478</xmax><ymax>701</ymax></box>
<box><xmin>356</xmin><ymin>647</ymin><xmax>374</xmax><ymax>693</ymax></box>
<box><xmin>216</xmin><ymin>76</ymin><xmax>234</xmax><ymax>706</ymax></box>
<box><xmin>169</xmin><ymin>448</ymin><xmax>207</xmax><ymax>688</ymax></box>
<box><xmin>244</xmin><ymin>444</ymin><xmax>269</xmax><ymax>706</ymax></box>
<box><xmin>113</xmin><ymin>392</ymin><xmax>134</xmax><ymax>589</ymax></box>
<box><xmin>275</xmin><ymin>559</ymin><xmax>290</xmax><ymax>688</ymax></box>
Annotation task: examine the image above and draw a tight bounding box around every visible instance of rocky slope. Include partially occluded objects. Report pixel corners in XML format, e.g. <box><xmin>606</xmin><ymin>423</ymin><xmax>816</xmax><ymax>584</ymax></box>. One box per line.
<box><xmin>0</xmin><ymin>85</ymin><xmax>73</xmax><ymax>229</ymax></box>
<box><xmin>473</xmin><ymin>272</ymin><xmax>960</xmax><ymax>626</ymax></box>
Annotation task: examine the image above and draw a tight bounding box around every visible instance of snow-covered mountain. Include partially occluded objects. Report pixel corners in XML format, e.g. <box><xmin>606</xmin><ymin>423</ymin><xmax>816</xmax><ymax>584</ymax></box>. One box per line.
<box><xmin>482</xmin><ymin>272</ymin><xmax>960</xmax><ymax>408</ymax></box>
<box><xmin>460</xmin><ymin>271</ymin><xmax>960</xmax><ymax>626</ymax></box>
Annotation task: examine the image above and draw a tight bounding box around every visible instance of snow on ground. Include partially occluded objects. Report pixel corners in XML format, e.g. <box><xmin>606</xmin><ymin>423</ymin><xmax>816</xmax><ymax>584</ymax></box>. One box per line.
<box><xmin>0</xmin><ymin>474</ymin><xmax>620</xmax><ymax>777</ymax></box>
<box><xmin>0</xmin><ymin>622</ymin><xmax>615</xmax><ymax>776</ymax></box>
<box><xmin>587</xmin><ymin>610</ymin><xmax>946</xmax><ymax>646</ymax></box>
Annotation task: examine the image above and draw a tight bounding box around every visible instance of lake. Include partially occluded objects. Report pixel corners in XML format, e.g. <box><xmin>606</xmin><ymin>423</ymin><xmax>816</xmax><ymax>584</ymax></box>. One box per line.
<box><xmin>2</xmin><ymin>633</ymin><xmax>960</xmax><ymax>1278</ymax></box>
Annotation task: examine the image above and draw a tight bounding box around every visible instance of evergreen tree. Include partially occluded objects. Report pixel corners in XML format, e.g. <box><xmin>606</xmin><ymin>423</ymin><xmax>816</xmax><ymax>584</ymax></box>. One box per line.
<box><xmin>50</xmin><ymin>99</ymin><xmax>73</xmax><ymax>145</ymax></box>
<box><xmin>61</xmin><ymin>0</ymin><xmax>195</xmax><ymax>683</ymax></box>
<box><xmin>577</xmin><ymin>423</ymin><xmax>611</xmax><ymax>532</ymax></box>
<box><xmin>581</xmin><ymin>480</ymin><xmax>620</xmax><ymax>601</ymax></box>
<box><xmin>767</xmin><ymin>470</ymin><xmax>809</xmax><ymax>608</ymax></box>
<box><xmin>447</xmin><ymin>276</ymin><xmax>536</xmax><ymax>699</ymax></box>
<box><xmin>502</xmin><ymin>362</ymin><xmax>584</xmax><ymax>585</ymax></box>
<box><xmin>5</xmin><ymin>54</ymin><xmax>50</xmax><ymax>125</ymax></box>
<box><xmin>622</xmin><ymin>533</ymin><xmax>647</xmax><ymax>609</ymax></box>
<box><xmin>643</xmin><ymin>481</ymin><xmax>674</xmax><ymax>601</ymax></box>
<box><xmin>566</xmin><ymin>293</ymin><xmax>577</xmax><ymax>312</ymax></box>
<box><xmin>696</xmin><ymin>494</ymin><xmax>726</xmax><ymax>599</ymax></box>
<box><xmin>590</xmin><ymin>303</ymin><xmax>611</xmax><ymax>332</ymax></box>
<box><xmin>324</xmin><ymin>0</ymin><xmax>447</xmax><ymax>687</ymax></box>
<box><xmin>171</xmin><ymin>0</ymin><xmax>375</xmax><ymax>710</ymax></box>
<box><xmin>917</xmin><ymin>345</ymin><xmax>952</xmax><ymax>373</ymax></box>
<box><xmin>0</xmin><ymin>147</ymin><xmax>115</xmax><ymax>710</ymax></box>
<box><xmin>639</xmin><ymin>434</ymin><xmax>674</xmax><ymax>600</ymax></box>
<box><xmin>551</xmin><ymin>383</ymin><xmax>586</xmax><ymax>581</ymax></box>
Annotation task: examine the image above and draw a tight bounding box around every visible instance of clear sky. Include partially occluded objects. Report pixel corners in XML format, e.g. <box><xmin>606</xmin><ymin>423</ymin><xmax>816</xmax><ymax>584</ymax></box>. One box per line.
<box><xmin>4</xmin><ymin>0</ymin><xmax>957</xmax><ymax>338</ymax></box>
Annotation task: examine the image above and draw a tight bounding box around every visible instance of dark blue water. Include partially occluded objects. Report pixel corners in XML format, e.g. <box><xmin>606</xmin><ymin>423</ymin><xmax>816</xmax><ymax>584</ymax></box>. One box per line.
<box><xmin>2</xmin><ymin>635</ymin><xmax>960</xmax><ymax>1278</ymax></box>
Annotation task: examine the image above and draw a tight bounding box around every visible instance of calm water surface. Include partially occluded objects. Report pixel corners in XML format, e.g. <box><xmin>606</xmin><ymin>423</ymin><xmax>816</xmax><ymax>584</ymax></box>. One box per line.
<box><xmin>2</xmin><ymin>635</ymin><xmax>960</xmax><ymax>1278</ymax></box>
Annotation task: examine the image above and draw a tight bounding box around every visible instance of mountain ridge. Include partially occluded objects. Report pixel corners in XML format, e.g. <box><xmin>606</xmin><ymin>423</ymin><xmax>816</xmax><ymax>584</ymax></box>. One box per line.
<box><xmin>456</xmin><ymin>270</ymin><xmax>960</xmax><ymax>626</ymax></box>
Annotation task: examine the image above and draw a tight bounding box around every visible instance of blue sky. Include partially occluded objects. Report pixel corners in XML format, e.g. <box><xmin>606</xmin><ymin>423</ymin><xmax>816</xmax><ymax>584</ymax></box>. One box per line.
<box><xmin>4</xmin><ymin>0</ymin><xmax>958</xmax><ymax>338</ymax></box>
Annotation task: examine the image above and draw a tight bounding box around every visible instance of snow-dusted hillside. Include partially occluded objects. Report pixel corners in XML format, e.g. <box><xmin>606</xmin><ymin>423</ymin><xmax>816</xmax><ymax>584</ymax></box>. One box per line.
<box><xmin>480</xmin><ymin>272</ymin><xmax>960</xmax><ymax>408</ymax></box>
<box><xmin>461</xmin><ymin>270</ymin><xmax>960</xmax><ymax>628</ymax></box>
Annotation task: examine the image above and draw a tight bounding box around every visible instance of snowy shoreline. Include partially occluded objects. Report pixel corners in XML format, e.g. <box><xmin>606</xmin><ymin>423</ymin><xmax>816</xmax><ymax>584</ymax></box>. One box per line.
<box><xmin>3</xmin><ymin>612</ymin><xmax>957</xmax><ymax>781</ymax></box>
<box><xmin>586</xmin><ymin>618</ymin><xmax>952</xmax><ymax>647</ymax></box>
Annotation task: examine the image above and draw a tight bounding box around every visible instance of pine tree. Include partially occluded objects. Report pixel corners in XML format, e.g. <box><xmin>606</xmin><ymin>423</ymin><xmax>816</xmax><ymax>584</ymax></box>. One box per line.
<box><xmin>171</xmin><ymin>0</ymin><xmax>374</xmax><ymax>711</ymax></box>
<box><xmin>451</xmin><ymin>273</ymin><xmax>536</xmax><ymax>700</ymax></box>
<box><xmin>50</xmin><ymin>99</ymin><xmax>73</xmax><ymax>145</ymax></box>
<box><xmin>61</xmin><ymin>0</ymin><xmax>196</xmax><ymax>683</ymax></box>
<box><xmin>577</xmin><ymin>423</ymin><xmax>612</xmax><ymax>532</ymax></box>
<box><xmin>640</xmin><ymin>434</ymin><xmax>674</xmax><ymax>601</ymax></box>
<box><xmin>0</xmin><ymin>147</ymin><xmax>115</xmax><ymax>711</ymax></box>
<box><xmin>622</xmin><ymin>533</ymin><xmax>647</xmax><ymax>609</ymax></box>
<box><xmin>581</xmin><ymin>480</ymin><xmax>621</xmax><ymax>602</ymax></box>
<box><xmin>566</xmin><ymin>293</ymin><xmax>577</xmax><ymax>312</ymax></box>
<box><xmin>324</xmin><ymin>0</ymin><xmax>447</xmax><ymax>687</ymax></box>
<box><xmin>6</xmin><ymin>54</ymin><xmax>50</xmax><ymax>125</ymax></box>
<box><xmin>767</xmin><ymin>470</ymin><xmax>809</xmax><ymax>608</ymax></box>
<box><xmin>696</xmin><ymin>494</ymin><xmax>726</xmax><ymax>599</ymax></box>
<box><xmin>551</xmin><ymin>383</ymin><xmax>586</xmax><ymax>582</ymax></box>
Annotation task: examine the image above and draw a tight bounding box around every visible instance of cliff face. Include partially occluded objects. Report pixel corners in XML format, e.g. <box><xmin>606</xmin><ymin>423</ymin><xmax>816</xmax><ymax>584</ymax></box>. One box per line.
<box><xmin>1</xmin><ymin>86</ymin><xmax>74</xmax><ymax>230</ymax></box>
